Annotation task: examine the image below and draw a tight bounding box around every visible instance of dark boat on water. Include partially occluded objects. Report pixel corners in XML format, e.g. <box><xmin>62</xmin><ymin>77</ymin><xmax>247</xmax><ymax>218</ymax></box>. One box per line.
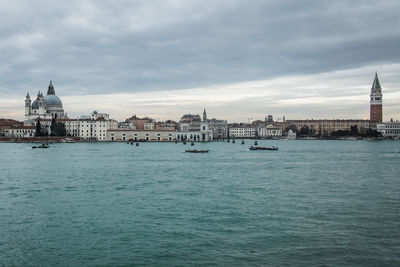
<box><xmin>185</xmin><ymin>149</ymin><xmax>209</xmax><ymax>153</ymax></box>
<box><xmin>249</xmin><ymin>146</ymin><xmax>278</xmax><ymax>151</ymax></box>
<box><xmin>32</xmin><ymin>143</ymin><xmax>50</xmax><ymax>149</ymax></box>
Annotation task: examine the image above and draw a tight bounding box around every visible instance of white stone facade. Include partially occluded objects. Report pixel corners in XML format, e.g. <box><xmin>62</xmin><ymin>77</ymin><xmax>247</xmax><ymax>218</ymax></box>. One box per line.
<box><xmin>107</xmin><ymin>130</ymin><xmax>176</xmax><ymax>142</ymax></box>
<box><xmin>257</xmin><ymin>125</ymin><xmax>282</xmax><ymax>138</ymax></box>
<box><xmin>3</xmin><ymin>126</ymin><xmax>35</xmax><ymax>138</ymax></box>
<box><xmin>229</xmin><ymin>127</ymin><xmax>256</xmax><ymax>138</ymax></box>
<box><xmin>25</xmin><ymin>81</ymin><xmax>68</xmax><ymax>121</ymax></box>
<box><xmin>377</xmin><ymin>122</ymin><xmax>400</xmax><ymax>139</ymax></box>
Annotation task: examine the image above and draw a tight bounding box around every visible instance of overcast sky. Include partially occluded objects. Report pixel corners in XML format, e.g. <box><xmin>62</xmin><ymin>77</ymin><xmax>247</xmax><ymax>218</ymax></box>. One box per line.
<box><xmin>0</xmin><ymin>0</ymin><xmax>399</xmax><ymax>122</ymax></box>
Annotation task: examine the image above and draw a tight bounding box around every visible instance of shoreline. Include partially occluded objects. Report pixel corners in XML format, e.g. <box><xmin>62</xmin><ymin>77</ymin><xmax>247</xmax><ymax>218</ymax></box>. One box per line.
<box><xmin>0</xmin><ymin>137</ymin><xmax>390</xmax><ymax>143</ymax></box>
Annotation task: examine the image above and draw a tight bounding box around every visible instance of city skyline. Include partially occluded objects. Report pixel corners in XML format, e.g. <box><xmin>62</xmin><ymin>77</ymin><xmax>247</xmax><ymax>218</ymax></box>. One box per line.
<box><xmin>0</xmin><ymin>1</ymin><xmax>399</xmax><ymax>121</ymax></box>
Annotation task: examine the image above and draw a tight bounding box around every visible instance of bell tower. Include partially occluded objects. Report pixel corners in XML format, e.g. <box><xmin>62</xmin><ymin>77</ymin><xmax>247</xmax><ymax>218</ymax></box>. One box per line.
<box><xmin>25</xmin><ymin>92</ymin><xmax>31</xmax><ymax>120</ymax></box>
<box><xmin>370</xmin><ymin>73</ymin><xmax>383</xmax><ymax>123</ymax></box>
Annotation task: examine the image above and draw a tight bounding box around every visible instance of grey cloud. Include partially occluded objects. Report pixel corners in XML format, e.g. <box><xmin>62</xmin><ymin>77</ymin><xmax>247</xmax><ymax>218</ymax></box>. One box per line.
<box><xmin>0</xmin><ymin>0</ymin><xmax>399</xmax><ymax>97</ymax></box>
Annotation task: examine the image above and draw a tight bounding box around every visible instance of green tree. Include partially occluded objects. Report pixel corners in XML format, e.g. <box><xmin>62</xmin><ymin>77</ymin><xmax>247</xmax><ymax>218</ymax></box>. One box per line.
<box><xmin>35</xmin><ymin>119</ymin><xmax>42</xmax><ymax>136</ymax></box>
<box><xmin>350</xmin><ymin>125</ymin><xmax>359</xmax><ymax>136</ymax></box>
<box><xmin>300</xmin><ymin>125</ymin><xmax>310</xmax><ymax>135</ymax></box>
<box><xmin>285</xmin><ymin>125</ymin><xmax>298</xmax><ymax>133</ymax></box>
<box><xmin>54</xmin><ymin>122</ymin><xmax>66</xmax><ymax>136</ymax></box>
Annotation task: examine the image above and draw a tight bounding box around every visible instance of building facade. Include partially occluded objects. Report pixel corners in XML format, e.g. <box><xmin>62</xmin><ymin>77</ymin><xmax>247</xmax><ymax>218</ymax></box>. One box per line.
<box><xmin>377</xmin><ymin>121</ymin><xmax>400</xmax><ymax>139</ymax></box>
<box><xmin>273</xmin><ymin>119</ymin><xmax>370</xmax><ymax>135</ymax></box>
<box><xmin>257</xmin><ymin>124</ymin><xmax>282</xmax><ymax>138</ymax></box>
<box><xmin>229</xmin><ymin>125</ymin><xmax>256</xmax><ymax>138</ymax></box>
<box><xmin>107</xmin><ymin>130</ymin><xmax>176</xmax><ymax>142</ymax></box>
<box><xmin>2</xmin><ymin>125</ymin><xmax>35</xmax><ymax>138</ymax></box>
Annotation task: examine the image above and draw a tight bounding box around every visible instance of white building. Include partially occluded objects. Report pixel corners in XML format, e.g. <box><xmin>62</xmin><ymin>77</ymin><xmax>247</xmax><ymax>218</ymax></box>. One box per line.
<box><xmin>3</xmin><ymin>125</ymin><xmax>36</xmax><ymax>138</ymax></box>
<box><xmin>91</xmin><ymin>110</ymin><xmax>110</xmax><ymax>120</ymax></box>
<box><xmin>257</xmin><ymin>124</ymin><xmax>282</xmax><ymax>138</ymax></box>
<box><xmin>229</xmin><ymin>126</ymin><xmax>256</xmax><ymax>138</ymax></box>
<box><xmin>377</xmin><ymin>121</ymin><xmax>400</xmax><ymax>139</ymax></box>
<box><xmin>25</xmin><ymin>81</ymin><xmax>68</xmax><ymax>120</ymax></box>
<box><xmin>107</xmin><ymin>130</ymin><xmax>176</xmax><ymax>142</ymax></box>
<box><xmin>177</xmin><ymin>121</ymin><xmax>213</xmax><ymax>142</ymax></box>
<box><xmin>286</xmin><ymin>129</ymin><xmax>297</xmax><ymax>140</ymax></box>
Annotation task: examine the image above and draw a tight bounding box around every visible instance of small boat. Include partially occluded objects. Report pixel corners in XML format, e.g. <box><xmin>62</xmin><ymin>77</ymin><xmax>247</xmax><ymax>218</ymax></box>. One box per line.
<box><xmin>59</xmin><ymin>138</ymin><xmax>75</xmax><ymax>143</ymax></box>
<box><xmin>32</xmin><ymin>143</ymin><xmax>50</xmax><ymax>149</ymax></box>
<box><xmin>249</xmin><ymin>146</ymin><xmax>278</xmax><ymax>151</ymax></box>
<box><xmin>185</xmin><ymin>149</ymin><xmax>209</xmax><ymax>153</ymax></box>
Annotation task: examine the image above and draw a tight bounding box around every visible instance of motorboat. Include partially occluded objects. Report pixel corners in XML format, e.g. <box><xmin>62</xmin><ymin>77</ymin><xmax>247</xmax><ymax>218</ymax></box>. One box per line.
<box><xmin>249</xmin><ymin>146</ymin><xmax>278</xmax><ymax>151</ymax></box>
<box><xmin>59</xmin><ymin>138</ymin><xmax>75</xmax><ymax>143</ymax></box>
<box><xmin>185</xmin><ymin>149</ymin><xmax>209</xmax><ymax>153</ymax></box>
<box><xmin>32</xmin><ymin>143</ymin><xmax>50</xmax><ymax>149</ymax></box>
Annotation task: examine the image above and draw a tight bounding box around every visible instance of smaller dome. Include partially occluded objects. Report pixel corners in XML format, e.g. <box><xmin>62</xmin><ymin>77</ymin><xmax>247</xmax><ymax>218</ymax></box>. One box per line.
<box><xmin>44</xmin><ymin>95</ymin><xmax>63</xmax><ymax>108</ymax></box>
<box><xmin>31</xmin><ymin>100</ymin><xmax>39</xmax><ymax>109</ymax></box>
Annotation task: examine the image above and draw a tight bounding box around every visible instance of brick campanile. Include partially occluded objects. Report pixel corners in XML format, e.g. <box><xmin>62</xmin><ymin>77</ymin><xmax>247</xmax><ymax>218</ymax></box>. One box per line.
<box><xmin>370</xmin><ymin>73</ymin><xmax>383</xmax><ymax>123</ymax></box>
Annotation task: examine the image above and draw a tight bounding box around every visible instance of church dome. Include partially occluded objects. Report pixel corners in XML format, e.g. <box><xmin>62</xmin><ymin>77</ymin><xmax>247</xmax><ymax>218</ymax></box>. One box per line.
<box><xmin>31</xmin><ymin>99</ymin><xmax>39</xmax><ymax>109</ymax></box>
<box><xmin>44</xmin><ymin>94</ymin><xmax>63</xmax><ymax>108</ymax></box>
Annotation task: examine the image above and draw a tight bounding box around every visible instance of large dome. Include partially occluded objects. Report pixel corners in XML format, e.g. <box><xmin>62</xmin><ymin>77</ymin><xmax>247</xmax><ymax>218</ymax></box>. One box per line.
<box><xmin>44</xmin><ymin>94</ymin><xmax>63</xmax><ymax>108</ymax></box>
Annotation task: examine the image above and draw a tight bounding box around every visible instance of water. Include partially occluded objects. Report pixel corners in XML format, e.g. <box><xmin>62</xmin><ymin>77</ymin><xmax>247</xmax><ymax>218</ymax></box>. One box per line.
<box><xmin>1</xmin><ymin>140</ymin><xmax>399</xmax><ymax>266</ymax></box>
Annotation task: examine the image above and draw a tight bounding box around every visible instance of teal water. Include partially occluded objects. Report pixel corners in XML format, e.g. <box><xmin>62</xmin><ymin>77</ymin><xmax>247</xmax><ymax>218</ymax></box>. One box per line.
<box><xmin>1</xmin><ymin>140</ymin><xmax>399</xmax><ymax>266</ymax></box>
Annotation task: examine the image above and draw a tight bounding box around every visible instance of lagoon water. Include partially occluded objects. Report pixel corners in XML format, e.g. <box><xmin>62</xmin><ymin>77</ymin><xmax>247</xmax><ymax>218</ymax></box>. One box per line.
<box><xmin>1</xmin><ymin>140</ymin><xmax>400</xmax><ymax>266</ymax></box>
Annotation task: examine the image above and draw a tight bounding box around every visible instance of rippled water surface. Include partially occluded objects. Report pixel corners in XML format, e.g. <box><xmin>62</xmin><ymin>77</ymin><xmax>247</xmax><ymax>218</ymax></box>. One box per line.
<box><xmin>1</xmin><ymin>140</ymin><xmax>400</xmax><ymax>266</ymax></box>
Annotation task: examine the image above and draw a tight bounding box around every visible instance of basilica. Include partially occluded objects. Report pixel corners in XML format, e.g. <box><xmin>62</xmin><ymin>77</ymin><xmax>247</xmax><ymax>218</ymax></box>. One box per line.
<box><xmin>25</xmin><ymin>81</ymin><xmax>68</xmax><ymax>120</ymax></box>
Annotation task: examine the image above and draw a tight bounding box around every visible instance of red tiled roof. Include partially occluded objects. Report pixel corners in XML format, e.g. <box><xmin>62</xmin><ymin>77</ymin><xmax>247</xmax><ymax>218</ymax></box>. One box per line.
<box><xmin>0</xmin><ymin>119</ymin><xmax>22</xmax><ymax>126</ymax></box>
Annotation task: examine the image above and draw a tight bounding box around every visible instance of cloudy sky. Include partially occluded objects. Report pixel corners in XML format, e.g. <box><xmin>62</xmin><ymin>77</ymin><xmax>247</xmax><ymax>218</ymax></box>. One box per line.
<box><xmin>0</xmin><ymin>0</ymin><xmax>399</xmax><ymax>122</ymax></box>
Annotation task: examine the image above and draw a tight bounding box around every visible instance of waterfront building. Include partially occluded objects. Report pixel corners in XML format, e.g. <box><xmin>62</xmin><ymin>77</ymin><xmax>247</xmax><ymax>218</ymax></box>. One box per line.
<box><xmin>155</xmin><ymin>120</ymin><xmax>179</xmax><ymax>131</ymax></box>
<box><xmin>2</xmin><ymin>125</ymin><xmax>35</xmax><ymax>138</ymax></box>
<box><xmin>118</xmin><ymin>121</ymin><xmax>136</xmax><ymax>129</ymax></box>
<box><xmin>200</xmin><ymin>109</ymin><xmax>228</xmax><ymax>140</ymax></box>
<box><xmin>125</xmin><ymin>115</ymin><xmax>154</xmax><ymax>130</ymax></box>
<box><xmin>176</xmin><ymin>121</ymin><xmax>213</xmax><ymax>142</ymax></box>
<box><xmin>179</xmin><ymin>114</ymin><xmax>202</xmax><ymax>131</ymax></box>
<box><xmin>377</xmin><ymin>121</ymin><xmax>400</xmax><ymax>139</ymax></box>
<box><xmin>207</xmin><ymin>118</ymin><xmax>228</xmax><ymax>140</ymax></box>
<box><xmin>257</xmin><ymin>124</ymin><xmax>282</xmax><ymax>138</ymax></box>
<box><xmin>25</xmin><ymin>81</ymin><xmax>68</xmax><ymax>120</ymax></box>
<box><xmin>144</xmin><ymin>122</ymin><xmax>155</xmax><ymax>130</ymax></box>
<box><xmin>272</xmin><ymin>119</ymin><xmax>370</xmax><ymax>136</ymax></box>
<box><xmin>229</xmin><ymin>125</ymin><xmax>256</xmax><ymax>138</ymax></box>
<box><xmin>107</xmin><ymin>130</ymin><xmax>176</xmax><ymax>142</ymax></box>
<box><xmin>35</xmin><ymin>117</ymin><xmax>108</xmax><ymax>141</ymax></box>
<box><xmin>370</xmin><ymin>73</ymin><xmax>383</xmax><ymax>123</ymax></box>
<box><xmin>0</xmin><ymin>119</ymin><xmax>22</xmax><ymax>135</ymax></box>
<box><xmin>286</xmin><ymin>129</ymin><xmax>297</xmax><ymax>140</ymax></box>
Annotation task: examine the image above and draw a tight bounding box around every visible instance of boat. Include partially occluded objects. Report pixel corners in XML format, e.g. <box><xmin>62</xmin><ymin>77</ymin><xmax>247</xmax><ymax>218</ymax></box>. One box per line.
<box><xmin>32</xmin><ymin>143</ymin><xmax>50</xmax><ymax>149</ymax></box>
<box><xmin>59</xmin><ymin>138</ymin><xmax>75</xmax><ymax>143</ymax></box>
<box><xmin>185</xmin><ymin>149</ymin><xmax>209</xmax><ymax>153</ymax></box>
<box><xmin>249</xmin><ymin>146</ymin><xmax>278</xmax><ymax>151</ymax></box>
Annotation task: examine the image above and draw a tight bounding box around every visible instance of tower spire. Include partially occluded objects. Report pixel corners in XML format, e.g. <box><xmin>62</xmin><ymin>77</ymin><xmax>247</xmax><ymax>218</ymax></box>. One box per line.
<box><xmin>370</xmin><ymin>73</ymin><xmax>383</xmax><ymax>123</ymax></box>
<box><xmin>371</xmin><ymin>72</ymin><xmax>381</xmax><ymax>89</ymax></box>
<box><xmin>47</xmin><ymin>80</ymin><xmax>55</xmax><ymax>95</ymax></box>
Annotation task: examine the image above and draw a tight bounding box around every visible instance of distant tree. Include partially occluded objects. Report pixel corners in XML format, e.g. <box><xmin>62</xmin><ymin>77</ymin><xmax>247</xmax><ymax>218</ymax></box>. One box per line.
<box><xmin>350</xmin><ymin>125</ymin><xmax>359</xmax><ymax>136</ymax></box>
<box><xmin>331</xmin><ymin>130</ymin><xmax>351</xmax><ymax>137</ymax></box>
<box><xmin>300</xmin><ymin>125</ymin><xmax>310</xmax><ymax>135</ymax></box>
<box><xmin>285</xmin><ymin>125</ymin><xmax>298</xmax><ymax>133</ymax></box>
<box><xmin>54</xmin><ymin>122</ymin><xmax>66</xmax><ymax>136</ymax></box>
<box><xmin>363</xmin><ymin>128</ymin><xmax>382</xmax><ymax>138</ymax></box>
<box><xmin>35</xmin><ymin>119</ymin><xmax>42</xmax><ymax>136</ymax></box>
<box><xmin>50</xmin><ymin>118</ymin><xmax>56</xmax><ymax>136</ymax></box>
